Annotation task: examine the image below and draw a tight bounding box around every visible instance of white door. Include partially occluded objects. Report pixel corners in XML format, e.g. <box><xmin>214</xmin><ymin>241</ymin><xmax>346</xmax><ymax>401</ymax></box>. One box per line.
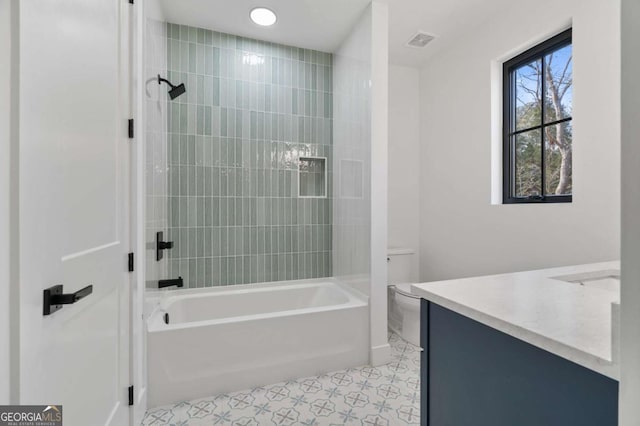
<box><xmin>18</xmin><ymin>1</ymin><xmax>132</xmax><ymax>425</ymax></box>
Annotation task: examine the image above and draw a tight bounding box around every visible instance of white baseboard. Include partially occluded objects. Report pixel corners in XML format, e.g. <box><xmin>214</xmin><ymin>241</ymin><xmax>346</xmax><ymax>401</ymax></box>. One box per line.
<box><xmin>370</xmin><ymin>343</ymin><xmax>391</xmax><ymax>366</ymax></box>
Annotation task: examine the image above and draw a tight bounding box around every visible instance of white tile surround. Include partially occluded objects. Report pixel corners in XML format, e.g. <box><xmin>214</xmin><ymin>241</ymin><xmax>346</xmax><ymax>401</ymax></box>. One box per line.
<box><xmin>332</xmin><ymin>1</ymin><xmax>391</xmax><ymax>367</ymax></box>
<box><xmin>145</xmin><ymin>13</ymin><xmax>169</xmax><ymax>287</ymax></box>
<box><xmin>142</xmin><ymin>333</ymin><xmax>420</xmax><ymax>425</ymax></box>
<box><xmin>332</xmin><ymin>6</ymin><xmax>372</xmax><ymax>297</ymax></box>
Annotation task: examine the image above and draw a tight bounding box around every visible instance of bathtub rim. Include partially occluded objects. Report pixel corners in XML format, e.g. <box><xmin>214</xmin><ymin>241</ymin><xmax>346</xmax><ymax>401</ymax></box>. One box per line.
<box><xmin>146</xmin><ymin>278</ymin><xmax>368</xmax><ymax>332</ymax></box>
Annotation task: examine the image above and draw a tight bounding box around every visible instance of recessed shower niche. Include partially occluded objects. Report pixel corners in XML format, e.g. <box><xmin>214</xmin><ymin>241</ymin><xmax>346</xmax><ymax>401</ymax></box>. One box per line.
<box><xmin>298</xmin><ymin>157</ymin><xmax>327</xmax><ymax>198</ymax></box>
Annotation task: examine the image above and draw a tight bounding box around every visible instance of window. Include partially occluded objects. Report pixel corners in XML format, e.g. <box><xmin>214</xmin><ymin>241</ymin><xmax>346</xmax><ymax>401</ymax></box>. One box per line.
<box><xmin>503</xmin><ymin>29</ymin><xmax>573</xmax><ymax>203</ymax></box>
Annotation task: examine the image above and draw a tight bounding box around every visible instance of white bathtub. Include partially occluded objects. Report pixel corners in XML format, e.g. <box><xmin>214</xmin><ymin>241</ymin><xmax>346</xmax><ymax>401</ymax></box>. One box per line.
<box><xmin>146</xmin><ymin>279</ymin><xmax>369</xmax><ymax>407</ymax></box>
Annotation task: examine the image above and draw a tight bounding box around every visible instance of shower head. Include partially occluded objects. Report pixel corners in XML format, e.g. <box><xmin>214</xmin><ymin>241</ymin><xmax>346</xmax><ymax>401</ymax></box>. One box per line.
<box><xmin>168</xmin><ymin>83</ymin><xmax>186</xmax><ymax>100</ymax></box>
<box><xmin>157</xmin><ymin>75</ymin><xmax>186</xmax><ymax>100</ymax></box>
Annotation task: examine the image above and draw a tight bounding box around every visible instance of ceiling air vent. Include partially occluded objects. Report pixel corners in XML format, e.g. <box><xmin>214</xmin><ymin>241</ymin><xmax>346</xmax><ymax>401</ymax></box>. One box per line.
<box><xmin>406</xmin><ymin>31</ymin><xmax>435</xmax><ymax>49</ymax></box>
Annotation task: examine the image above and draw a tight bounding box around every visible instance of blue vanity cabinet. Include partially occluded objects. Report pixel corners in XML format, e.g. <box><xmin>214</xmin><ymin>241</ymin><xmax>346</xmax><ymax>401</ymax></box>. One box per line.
<box><xmin>420</xmin><ymin>299</ymin><xmax>618</xmax><ymax>426</ymax></box>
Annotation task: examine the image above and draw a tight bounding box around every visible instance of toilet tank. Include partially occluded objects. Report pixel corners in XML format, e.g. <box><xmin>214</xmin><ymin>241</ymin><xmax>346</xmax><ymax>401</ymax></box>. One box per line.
<box><xmin>387</xmin><ymin>248</ymin><xmax>417</xmax><ymax>285</ymax></box>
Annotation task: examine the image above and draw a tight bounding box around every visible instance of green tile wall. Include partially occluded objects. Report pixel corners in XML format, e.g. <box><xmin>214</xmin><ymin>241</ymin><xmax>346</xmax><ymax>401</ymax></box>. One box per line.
<box><xmin>165</xmin><ymin>23</ymin><xmax>333</xmax><ymax>288</ymax></box>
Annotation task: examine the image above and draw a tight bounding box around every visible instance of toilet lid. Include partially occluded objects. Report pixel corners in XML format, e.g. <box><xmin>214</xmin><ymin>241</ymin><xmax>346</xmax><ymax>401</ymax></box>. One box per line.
<box><xmin>395</xmin><ymin>283</ymin><xmax>413</xmax><ymax>294</ymax></box>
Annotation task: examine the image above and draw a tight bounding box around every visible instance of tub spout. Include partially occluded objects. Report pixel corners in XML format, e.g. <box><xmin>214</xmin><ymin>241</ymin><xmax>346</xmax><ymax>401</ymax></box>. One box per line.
<box><xmin>158</xmin><ymin>277</ymin><xmax>183</xmax><ymax>289</ymax></box>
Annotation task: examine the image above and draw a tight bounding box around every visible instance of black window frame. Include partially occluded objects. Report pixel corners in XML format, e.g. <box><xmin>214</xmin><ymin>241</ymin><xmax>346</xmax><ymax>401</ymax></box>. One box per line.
<box><xmin>503</xmin><ymin>28</ymin><xmax>573</xmax><ymax>204</ymax></box>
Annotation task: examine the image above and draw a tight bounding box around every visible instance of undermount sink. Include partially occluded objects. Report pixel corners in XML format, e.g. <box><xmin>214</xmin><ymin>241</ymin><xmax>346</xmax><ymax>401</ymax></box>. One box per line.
<box><xmin>551</xmin><ymin>269</ymin><xmax>620</xmax><ymax>292</ymax></box>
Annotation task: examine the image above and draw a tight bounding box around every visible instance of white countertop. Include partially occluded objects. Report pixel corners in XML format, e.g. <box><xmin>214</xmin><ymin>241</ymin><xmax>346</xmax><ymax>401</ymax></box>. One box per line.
<box><xmin>412</xmin><ymin>261</ymin><xmax>620</xmax><ymax>380</ymax></box>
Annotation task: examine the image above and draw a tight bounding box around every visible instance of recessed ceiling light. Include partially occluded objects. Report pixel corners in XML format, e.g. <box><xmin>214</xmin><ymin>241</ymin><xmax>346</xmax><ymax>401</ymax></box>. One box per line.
<box><xmin>250</xmin><ymin>7</ymin><xmax>277</xmax><ymax>27</ymax></box>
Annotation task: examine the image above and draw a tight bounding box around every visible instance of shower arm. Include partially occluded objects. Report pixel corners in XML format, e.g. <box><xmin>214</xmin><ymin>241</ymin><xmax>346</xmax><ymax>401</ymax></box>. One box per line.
<box><xmin>157</xmin><ymin>75</ymin><xmax>177</xmax><ymax>89</ymax></box>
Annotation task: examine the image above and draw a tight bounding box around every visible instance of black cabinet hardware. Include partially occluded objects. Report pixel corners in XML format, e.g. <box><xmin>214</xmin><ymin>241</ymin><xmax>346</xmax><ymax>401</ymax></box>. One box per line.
<box><xmin>43</xmin><ymin>284</ymin><xmax>93</xmax><ymax>316</ymax></box>
<box><xmin>156</xmin><ymin>231</ymin><xmax>174</xmax><ymax>261</ymax></box>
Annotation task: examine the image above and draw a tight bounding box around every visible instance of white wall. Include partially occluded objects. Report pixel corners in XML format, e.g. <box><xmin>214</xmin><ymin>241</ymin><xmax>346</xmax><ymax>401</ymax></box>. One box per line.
<box><xmin>0</xmin><ymin>0</ymin><xmax>19</xmax><ymax>405</ymax></box>
<box><xmin>620</xmin><ymin>0</ymin><xmax>640</xmax><ymax>422</ymax></box>
<box><xmin>0</xmin><ymin>0</ymin><xmax>12</xmax><ymax>405</ymax></box>
<box><xmin>388</xmin><ymin>65</ymin><xmax>420</xmax><ymax>280</ymax></box>
<box><xmin>369</xmin><ymin>1</ymin><xmax>390</xmax><ymax>366</ymax></box>
<box><xmin>419</xmin><ymin>0</ymin><xmax>620</xmax><ymax>281</ymax></box>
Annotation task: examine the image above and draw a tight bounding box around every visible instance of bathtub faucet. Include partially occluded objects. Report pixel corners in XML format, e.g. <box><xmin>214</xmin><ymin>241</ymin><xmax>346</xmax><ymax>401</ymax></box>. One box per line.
<box><xmin>158</xmin><ymin>276</ymin><xmax>183</xmax><ymax>289</ymax></box>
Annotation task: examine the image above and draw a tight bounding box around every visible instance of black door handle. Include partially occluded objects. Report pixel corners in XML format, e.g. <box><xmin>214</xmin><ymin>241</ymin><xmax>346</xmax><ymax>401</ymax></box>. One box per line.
<box><xmin>43</xmin><ymin>284</ymin><xmax>93</xmax><ymax>316</ymax></box>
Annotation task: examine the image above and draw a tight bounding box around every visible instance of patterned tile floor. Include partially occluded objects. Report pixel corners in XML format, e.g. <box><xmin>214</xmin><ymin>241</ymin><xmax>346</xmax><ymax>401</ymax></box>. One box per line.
<box><xmin>142</xmin><ymin>333</ymin><xmax>420</xmax><ymax>425</ymax></box>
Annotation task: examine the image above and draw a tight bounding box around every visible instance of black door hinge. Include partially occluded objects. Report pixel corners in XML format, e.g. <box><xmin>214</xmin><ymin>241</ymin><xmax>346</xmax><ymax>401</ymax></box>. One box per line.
<box><xmin>128</xmin><ymin>119</ymin><xmax>134</xmax><ymax>139</ymax></box>
<box><xmin>128</xmin><ymin>252</ymin><xmax>135</xmax><ymax>272</ymax></box>
<box><xmin>128</xmin><ymin>385</ymin><xmax>134</xmax><ymax>406</ymax></box>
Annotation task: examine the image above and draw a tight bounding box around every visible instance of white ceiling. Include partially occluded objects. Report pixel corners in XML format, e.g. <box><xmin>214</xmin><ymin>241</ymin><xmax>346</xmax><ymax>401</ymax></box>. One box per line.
<box><xmin>385</xmin><ymin>0</ymin><xmax>512</xmax><ymax>67</ymax></box>
<box><xmin>159</xmin><ymin>0</ymin><xmax>512</xmax><ymax>68</ymax></box>
<box><xmin>159</xmin><ymin>0</ymin><xmax>371</xmax><ymax>54</ymax></box>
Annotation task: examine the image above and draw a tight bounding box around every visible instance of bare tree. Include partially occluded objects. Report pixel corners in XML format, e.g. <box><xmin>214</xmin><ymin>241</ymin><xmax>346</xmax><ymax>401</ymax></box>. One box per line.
<box><xmin>544</xmin><ymin>53</ymin><xmax>572</xmax><ymax>195</ymax></box>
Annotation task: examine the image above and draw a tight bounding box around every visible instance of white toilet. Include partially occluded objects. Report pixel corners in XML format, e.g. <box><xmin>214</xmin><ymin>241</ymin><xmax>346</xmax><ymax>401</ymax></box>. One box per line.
<box><xmin>387</xmin><ymin>248</ymin><xmax>421</xmax><ymax>346</ymax></box>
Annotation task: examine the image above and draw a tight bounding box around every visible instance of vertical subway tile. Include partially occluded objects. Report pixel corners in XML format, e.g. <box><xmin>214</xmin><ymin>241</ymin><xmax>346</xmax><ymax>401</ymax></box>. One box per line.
<box><xmin>220</xmin><ymin>108</ymin><xmax>228</xmax><ymax>136</ymax></box>
<box><xmin>165</xmin><ymin>25</ymin><xmax>333</xmax><ymax>287</ymax></box>
<box><xmin>189</xmin><ymin>43</ymin><xmax>197</xmax><ymax>73</ymax></box>
<box><xmin>205</xmin><ymin>47</ymin><xmax>214</xmax><ymax>75</ymax></box>
<box><xmin>196</xmin><ymin>44</ymin><xmax>205</xmax><ymax>74</ymax></box>
<box><xmin>197</xmin><ymin>105</ymin><xmax>204</xmax><ymax>135</ymax></box>
<box><xmin>188</xmin><ymin>26</ymin><xmax>197</xmax><ymax>43</ymax></box>
<box><xmin>204</xmin><ymin>258</ymin><xmax>212</xmax><ymax>286</ymax></box>
<box><xmin>212</xmin><ymin>77</ymin><xmax>221</xmax><ymax>107</ymax></box>
<box><xmin>205</xmin><ymin>106</ymin><xmax>212</xmax><ymax>135</ymax></box>
<box><xmin>179</xmin><ymin>41</ymin><xmax>189</xmax><ymax>70</ymax></box>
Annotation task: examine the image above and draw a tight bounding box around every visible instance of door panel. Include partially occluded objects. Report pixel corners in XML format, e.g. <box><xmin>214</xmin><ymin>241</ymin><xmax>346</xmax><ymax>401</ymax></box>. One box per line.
<box><xmin>19</xmin><ymin>0</ymin><xmax>130</xmax><ymax>425</ymax></box>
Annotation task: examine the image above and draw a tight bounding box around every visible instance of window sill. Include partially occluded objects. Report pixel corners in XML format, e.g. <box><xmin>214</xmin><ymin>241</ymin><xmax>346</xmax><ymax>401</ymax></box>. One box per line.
<box><xmin>502</xmin><ymin>196</ymin><xmax>573</xmax><ymax>204</ymax></box>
